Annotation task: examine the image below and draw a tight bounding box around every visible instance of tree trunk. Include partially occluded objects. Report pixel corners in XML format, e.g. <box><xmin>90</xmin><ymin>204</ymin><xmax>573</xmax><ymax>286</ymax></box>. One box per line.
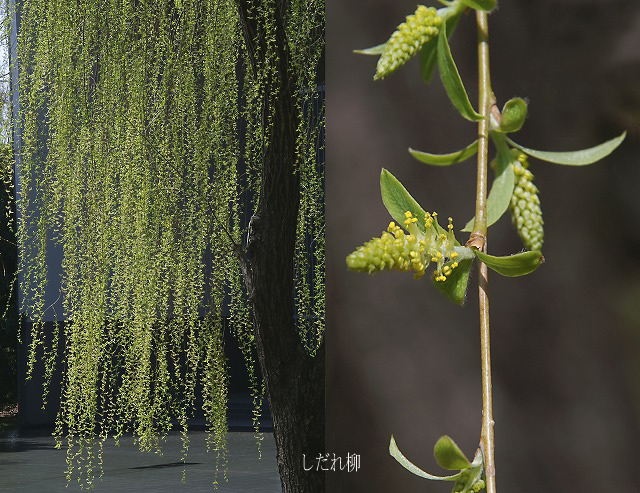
<box><xmin>239</xmin><ymin>62</ymin><xmax>325</xmax><ymax>493</ymax></box>
<box><xmin>235</xmin><ymin>1</ymin><xmax>325</xmax><ymax>492</ymax></box>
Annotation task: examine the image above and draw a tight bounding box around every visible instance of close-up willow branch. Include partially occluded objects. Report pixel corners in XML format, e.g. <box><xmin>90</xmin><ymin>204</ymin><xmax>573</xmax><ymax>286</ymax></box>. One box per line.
<box><xmin>345</xmin><ymin>1</ymin><xmax>624</xmax><ymax>492</ymax></box>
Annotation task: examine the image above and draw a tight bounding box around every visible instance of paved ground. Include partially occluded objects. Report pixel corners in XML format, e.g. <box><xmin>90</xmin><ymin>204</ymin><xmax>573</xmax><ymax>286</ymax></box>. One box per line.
<box><xmin>0</xmin><ymin>427</ymin><xmax>281</xmax><ymax>492</ymax></box>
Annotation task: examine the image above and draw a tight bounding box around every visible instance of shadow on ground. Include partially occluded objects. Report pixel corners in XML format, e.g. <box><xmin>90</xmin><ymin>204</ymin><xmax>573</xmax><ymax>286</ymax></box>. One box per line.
<box><xmin>0</xmin><ymin>424</ymin><xmax>281</xmax><ymax>493</ymax></box>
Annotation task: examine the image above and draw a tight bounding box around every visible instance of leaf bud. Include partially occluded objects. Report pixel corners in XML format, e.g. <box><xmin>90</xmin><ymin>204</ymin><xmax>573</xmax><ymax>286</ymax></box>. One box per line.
<box><xmin>499</xmin><ymin>97</ymin><xmax>527</xmax><ymax>133</ymax></box>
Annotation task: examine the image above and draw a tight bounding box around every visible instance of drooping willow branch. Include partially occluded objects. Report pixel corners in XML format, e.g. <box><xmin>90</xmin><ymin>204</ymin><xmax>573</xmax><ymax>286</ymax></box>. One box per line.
<box><xmin>15</xmin><ymin>0</ymin><xmax>324</xmax><ymax>487</ymax></box>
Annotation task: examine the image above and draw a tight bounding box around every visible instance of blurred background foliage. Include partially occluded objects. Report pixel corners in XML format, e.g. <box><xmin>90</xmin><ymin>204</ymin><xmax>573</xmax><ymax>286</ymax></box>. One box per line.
<box><xmin>327</xmin><ymin>1</ymin><xmax>640</xmax><ymax>492</ymax></box>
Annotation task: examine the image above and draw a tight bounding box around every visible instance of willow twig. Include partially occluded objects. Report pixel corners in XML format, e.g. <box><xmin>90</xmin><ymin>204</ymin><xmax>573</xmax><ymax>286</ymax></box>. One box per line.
<box><xmin>474</xmin><ymin>9</ymin><xmax>497</xmax><ymax>493</ymax></box>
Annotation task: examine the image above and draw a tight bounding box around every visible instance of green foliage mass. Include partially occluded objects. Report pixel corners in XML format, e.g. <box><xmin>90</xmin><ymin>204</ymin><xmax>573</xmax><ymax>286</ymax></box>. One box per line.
<box><xmin>0</xmin><ymin>143</ymin><xmax>17</xmax><ymax>412</ymax></box>
<box><xmin>16</xmin><ymin>0</ymin><xmax>324</xmax><ymax>486</ymax></box>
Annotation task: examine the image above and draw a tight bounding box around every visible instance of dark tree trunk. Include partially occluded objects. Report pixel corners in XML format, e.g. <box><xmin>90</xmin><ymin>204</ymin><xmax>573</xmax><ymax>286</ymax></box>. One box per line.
<box><xmin>235</xmin><ymin>1</ymin><xmax>325</xmax><ymax>492</ymax></box>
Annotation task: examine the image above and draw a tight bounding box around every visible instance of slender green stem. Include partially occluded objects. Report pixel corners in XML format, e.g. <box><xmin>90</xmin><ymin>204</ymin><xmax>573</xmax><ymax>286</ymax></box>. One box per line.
<box><xmin>474</xmin><ymin>10</ymin><xmax>497</xmax><ymax>493</ymax></box>
<box><xmin>473</xmin><ymin>17</ymin><xmax>490</xmax><ymax>239</ymax></box>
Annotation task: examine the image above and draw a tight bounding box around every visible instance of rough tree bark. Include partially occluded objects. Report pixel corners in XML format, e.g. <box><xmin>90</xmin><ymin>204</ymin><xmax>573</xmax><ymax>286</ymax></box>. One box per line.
<box><xmin>235</xmin><ymin>1</ymin><xmax>325</xmax><ymax>492</ymax></box>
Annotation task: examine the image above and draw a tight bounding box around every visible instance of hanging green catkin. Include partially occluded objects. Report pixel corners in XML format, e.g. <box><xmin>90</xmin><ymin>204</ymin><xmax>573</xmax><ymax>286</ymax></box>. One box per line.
<box><xmin>375</xmin><ymin>6</ymin><xmax>441</xmax><ymax>80</ymax></box>
<box><xmin>347</xmin><ymin>211</ymin><xmax>461</xmax><ymax>281</ymax></box>
<box><xmin>510</xmin><ymin>152</ymin><xmax>544</xmax><ymax>251</ymax></box>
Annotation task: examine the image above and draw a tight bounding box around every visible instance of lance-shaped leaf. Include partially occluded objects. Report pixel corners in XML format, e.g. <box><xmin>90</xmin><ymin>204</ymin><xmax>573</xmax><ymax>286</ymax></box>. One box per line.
<box><xmin>474</xmin><ymin>249</ymin><xmax>544</xmax><ymax>277</ymax></box>
<box><xmin>434</xmin><ymin>436</ymin><xmax>471</xmax><ymax>470</ymax></box>
<box><xmin>390</xmin><ymin>436</ymin><xmax>462</xmax><ymax>481</ymax></box>
<box><xmin>354</xmin><ymin>43</ymin><xmax>386</xmax><ymax>56</ymax></box>
<box><xmin>420</xmin><ymin>12</ymin><xmax>462</xmax><ymax>84</ymax></box>
<box><xmin>499</xmin><ymin>97</ymin><xmax>527</xmax><ymax>133</ymax></box>
<box><xmin>380</xmin><ymin>168</ymin><xmax>429</xmax><ymax>235</ymax></box>
<box><xmin>506</xmin><ymin>132</ymin><xmax>626</xmax><ymax>166</ymax></box>
<box><xmin>409</xmin><ymin>140</ymin><xmax>478</xmax><ymax>166</ymax></box>
<box><xmin>419</xmin><ymin>38</ymin><xmax>439</xmax><ymax>85</ymax></box>
<box><xmin>380</xmin><ymin>168</ymin><xmax>462</xmax><ymax>244</ymax></box>
<box><xmin>433</xmin><ymin>257</ymin><xmax>473</xmax><ymax>306</ymax></box>
<box><xmin>462</xmin><ymin>142</ymin><xmax>515</xmax><ymax>231</ymax></box>
<box><xmin>460</xmin><ymin>0</ymin><xmax>497</xmax><ymax>11</ymax></box>
<box><xmin>437</xmin><ymin>22</ymin><xmax>484</xmax><ymax>122</ymax></box>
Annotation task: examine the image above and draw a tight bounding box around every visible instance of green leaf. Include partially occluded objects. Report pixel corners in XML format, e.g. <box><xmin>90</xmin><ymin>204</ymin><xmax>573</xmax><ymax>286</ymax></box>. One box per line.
<box><xmin>499</xmin><ymin>97</ymin><xmax>527</xmax><ymax>133</ymax></box>
<box><xmin>433</xmin><ymin>258</ymin><xmax>473</xmax><ymax>306</ymax></box>
<box><xmin>409</xmin><ymin>140</ymin><xmax>478</xmax><ymax>166</ymax></box>
<box><xmin>474</xmin><ymin>249</ymin><xmax>544</xmax><ymax>277</ymax></box>
<box><xmin>419</xmin><ymin>13</ymin><xmax>462</xmax><ymax>85</ymax></box>
<box><xmin>389</xmin><ymin>436</ymin><xmax>462</xmax><ymax>481</ymax></box>
<box><xmin>462</xmin><ymin>143</ymin><xmax>515</xmax><ymax>232</ymax></box>
<box><xmin>419</xmin><ymin>38</ymin><xmax>439</xmax><ymax>85</ymax></box>
<box><xmin>506</xmin><ymin>132</ymin><xmax>626</xmax><ymax>166</ymax></box>
<box><xmin>379</xmin><ymin>169</ymin><xmax>463</xmax><ymax>248</ymax></box>
<box><xmin>459</xmin><ymin>0</ymin><xmax>496</xmax><ymax>10</ymax></box>
<box><xmin>353</xmin><ymin>43</ymin><xmax>386</xmax><ymax>56</ymax></box>
<box><xmin>437</xmin><ymin>22</ymin><xmax>484</xmax><ymax>122</ymax></box>
<box><xmin>380</xmin><ymin>169</ymin><xmax>428</xmax><ymax>235</ymax></box>
<box><xmin>434</xmin><ymin>436</ymin><xmax>471</xmax><ymax>470</ymax></box>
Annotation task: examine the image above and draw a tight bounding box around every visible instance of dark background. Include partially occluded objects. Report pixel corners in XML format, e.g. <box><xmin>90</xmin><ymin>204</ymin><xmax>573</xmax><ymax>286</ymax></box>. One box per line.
<box><xmin>327</xmin><ymin>1</ymin><xmax>640</xmax><ymax>492</ymax></box>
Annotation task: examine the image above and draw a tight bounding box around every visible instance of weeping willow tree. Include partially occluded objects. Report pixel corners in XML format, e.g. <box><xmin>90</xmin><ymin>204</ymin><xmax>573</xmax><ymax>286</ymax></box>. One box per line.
<box><xmin>15</xmin><ymin>0</ymin><xmax>324</xmax><ymax>490</ymax></box>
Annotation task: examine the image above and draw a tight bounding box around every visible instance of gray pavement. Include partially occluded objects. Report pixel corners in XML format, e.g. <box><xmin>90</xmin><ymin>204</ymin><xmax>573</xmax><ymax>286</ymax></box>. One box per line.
<box><xmin>0</xmin><ymin>430</ymin><xmax>281</xmax><ymax>492</ymax></box>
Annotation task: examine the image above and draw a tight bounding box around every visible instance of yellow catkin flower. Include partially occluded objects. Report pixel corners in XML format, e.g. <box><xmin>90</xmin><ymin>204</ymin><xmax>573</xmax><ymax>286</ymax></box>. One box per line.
<box><xmin>375</xmin><ymin>6</ymin><xmax>442</xmax><ymax>80</ymax></box>
<box><xmin>510</xmin><ymin>152</ymin><xmax>544</xmax><ymax>251</ymax></box>
<box><xmin>346</xmin><ymin>210</ymin><xmax>460</xmax><ymax>281</ymax></box>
